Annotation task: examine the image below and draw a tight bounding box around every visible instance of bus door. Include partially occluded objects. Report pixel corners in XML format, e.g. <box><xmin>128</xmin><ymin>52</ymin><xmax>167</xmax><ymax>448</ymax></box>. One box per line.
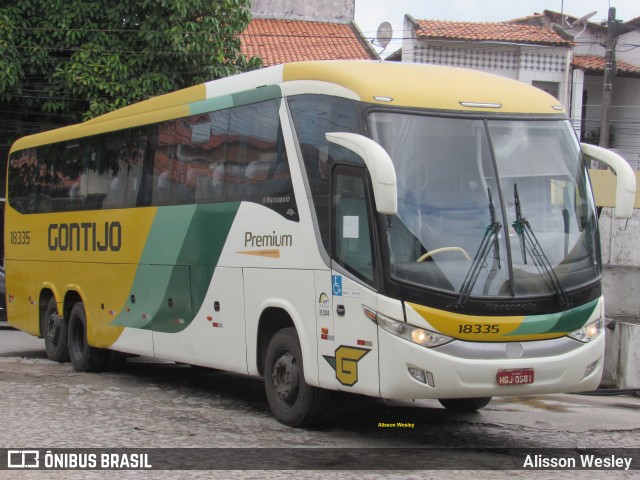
<box><xmin>326</xmin><ymin>165</ymin><xmax>380</xmax><ymax>397</ymax></box>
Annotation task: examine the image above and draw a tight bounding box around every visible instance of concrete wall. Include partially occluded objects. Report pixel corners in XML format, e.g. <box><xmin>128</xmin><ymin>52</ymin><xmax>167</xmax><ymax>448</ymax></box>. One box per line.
<box><xmin>598</xmin><ymin>207</ymin><xmax>640</xmax><ymax>388</ymax></box>
<box><xmin>250</xmin><ymin>0</ymin><xmax>354</xmax><ymax>22</ymax></box>
<box><xmin>599</xmin><ymin>208</ymin><xmax>640</xmax><ymax>268</ymax></box>
<box><xmin>599</xmin><ymin>207</ymin><xmax>640</xmax><ymax>317</ymax></box>
<box><xmin>602</xmin><ymin>320</ymin><xmax>640</xmax><ymax>389</ymax></box>
<box><xmin>602</xmin><ymin>265</ymin><xmax>640</xmax><ymax>318</ymax></box>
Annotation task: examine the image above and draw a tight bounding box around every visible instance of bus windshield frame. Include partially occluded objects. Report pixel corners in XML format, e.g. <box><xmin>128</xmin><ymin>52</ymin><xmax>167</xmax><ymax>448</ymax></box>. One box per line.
<box><xmin>368</xmin><ymin>110</ymin><xmax>601</xmax><ymax>306</ymax></box>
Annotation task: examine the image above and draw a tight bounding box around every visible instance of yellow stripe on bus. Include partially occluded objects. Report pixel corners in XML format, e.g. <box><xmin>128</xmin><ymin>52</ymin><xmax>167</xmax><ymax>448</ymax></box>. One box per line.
<box><xmin>5</xmin><ymin>206</ymin><xmax>158</xmax><ymax>346</ymax></box>
<box><xmin>407</xmin><ymin>302</ymin><xmax>566</xmax><ymax>342</ymax></box>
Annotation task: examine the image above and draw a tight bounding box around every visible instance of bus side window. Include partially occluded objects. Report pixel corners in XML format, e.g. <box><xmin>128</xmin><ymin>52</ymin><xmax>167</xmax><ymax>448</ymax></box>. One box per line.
<box><xmin>101</xmin><ymin>130</ymin><xmax>143</xmax><ymax>209</ymax></box>
<box><xmin>288</xmin><ymin>95</ymin><xmax>362</xmax><ymax>251</ymax></box>
<box><xmin>332</xmin><ymin>166</ymin><xmax>376</xmax><ymax>286</ymax></box>
<box><xmin>226</xmin><ymin>102</ymin><xmax>278</xmax><ymax>202</ymax></box>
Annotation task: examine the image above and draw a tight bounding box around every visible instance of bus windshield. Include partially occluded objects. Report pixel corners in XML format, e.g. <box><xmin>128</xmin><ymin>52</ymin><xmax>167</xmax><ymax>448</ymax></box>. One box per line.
<box><xmin>369</xmin><ymin>113</ymin><xmax>600</xmax><ymax>300</ymax></box>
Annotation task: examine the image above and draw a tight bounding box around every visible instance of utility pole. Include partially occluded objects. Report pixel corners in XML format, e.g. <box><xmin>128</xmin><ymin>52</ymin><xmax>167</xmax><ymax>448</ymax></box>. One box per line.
<box><xmin>599</xmin><ymin>7</ymin><xmax>616</xmax><ymax>148</ymax></box>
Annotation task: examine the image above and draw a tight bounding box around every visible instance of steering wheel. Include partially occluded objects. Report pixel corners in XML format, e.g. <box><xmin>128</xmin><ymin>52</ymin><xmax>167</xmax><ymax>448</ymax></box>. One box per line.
<box><xmin>417</xmin><ymin>247</ymin><xmax>471</xmax><ymax>262</ymax></box>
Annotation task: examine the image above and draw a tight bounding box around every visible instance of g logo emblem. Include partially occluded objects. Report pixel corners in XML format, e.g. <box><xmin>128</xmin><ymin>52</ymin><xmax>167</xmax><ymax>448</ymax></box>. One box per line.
<box><xmin>323</xmin><ymin>345</ymin><xmax>370</xmax><ymax>386</ymax></box>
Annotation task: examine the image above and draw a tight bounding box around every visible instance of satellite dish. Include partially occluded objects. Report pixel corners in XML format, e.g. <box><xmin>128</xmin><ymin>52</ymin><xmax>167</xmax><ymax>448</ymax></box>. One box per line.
<box><xmin>376</xmin><ymin>22</ymin><xmax>393</xmax><ymax>49</ymax></box>
<box><xmin>571</xmin><ymin>11</ymin><xmax>597</xmax><ymax>26</ymax></box>
<box><xmin>569</xmin><ymin>11</ymin><xmax>597</xmax><ymax>39</ymax></box>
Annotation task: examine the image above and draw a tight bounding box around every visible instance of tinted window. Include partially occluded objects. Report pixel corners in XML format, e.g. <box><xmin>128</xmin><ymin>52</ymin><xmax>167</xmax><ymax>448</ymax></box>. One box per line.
<box><xmin>333</xmin><ymin>166</ymin><xmax>376</xmax><ymax>285</ymax></box>
<box><xmin>288</xmin><ymin>95</ymin><xmax>363</xmax><ymax>250</ymax></box>
<box><xmin>8</xmin><ymin>100</ymin><xmax>297</xmax><ymax>220</ymax></box>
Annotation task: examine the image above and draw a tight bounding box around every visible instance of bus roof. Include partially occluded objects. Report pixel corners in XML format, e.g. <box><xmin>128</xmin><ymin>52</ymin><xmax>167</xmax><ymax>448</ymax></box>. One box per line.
<box><xmin>281</xmin><ymin>61</ymin><xmax>565</xmax><ymax>115</ymax></box>
<box><xmin>10</xmin><ymin>61</ymin><xmax>565</xmax><ymax>152</ymax></box>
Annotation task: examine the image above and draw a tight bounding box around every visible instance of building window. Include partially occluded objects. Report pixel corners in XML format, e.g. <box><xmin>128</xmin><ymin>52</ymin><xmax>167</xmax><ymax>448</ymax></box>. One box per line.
<box><xmin>532</xmin><ymin>81</ymin><xmax>559</xmax><ymax>100</ymax></box>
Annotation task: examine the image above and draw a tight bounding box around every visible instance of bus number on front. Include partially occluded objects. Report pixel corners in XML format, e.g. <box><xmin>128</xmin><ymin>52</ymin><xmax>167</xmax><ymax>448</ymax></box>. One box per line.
<box><xmin>458</xmin><ymin>324</ymin><xmax>500</xmax><ymax>334</ymax></box>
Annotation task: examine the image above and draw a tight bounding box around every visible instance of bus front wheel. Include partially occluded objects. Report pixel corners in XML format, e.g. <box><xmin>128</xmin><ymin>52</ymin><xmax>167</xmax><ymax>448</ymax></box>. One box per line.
<box><xmin>42</xmin><ymin>297</ymin><xmax>69</xmax><ymax>363</ymax></box>
<box><xmin>438</xmin><ymin>397</ymin><xmax>492</xmax><ymax>412</ymax></box>
<box><xmin>264</xmin><ymin>328</ymin><xmax>327</xmax><ymax>427</ymax></box>
<box><xmin>68</xmin><ymin>302</ymin><xmax>107</xmax><ymax>373</ymax></box>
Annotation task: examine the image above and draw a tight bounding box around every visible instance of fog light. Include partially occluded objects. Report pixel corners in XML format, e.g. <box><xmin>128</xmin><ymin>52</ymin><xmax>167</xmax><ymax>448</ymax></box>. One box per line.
<box><xmin>582</xmin><ymin>360</ymin><xmax>599</xmax><ymax>380</ymax></box>
<box><xmin>408</xmin><ymin>368</ymin><xmax>434</xmax><ymax>387</ymax></box>
<box><xmin>408</xmin><ymin>367</ymin><xmax>426</xmax><ymax>384</ymax></box>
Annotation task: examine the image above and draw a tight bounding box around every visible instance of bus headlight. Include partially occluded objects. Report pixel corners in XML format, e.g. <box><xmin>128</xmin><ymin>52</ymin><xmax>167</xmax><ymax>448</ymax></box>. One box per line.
<box><xmin>568</xmin><ymin>317</ymin><xmax>604</xmax><ymax>343</ymax></box>
<box><xmin>363</xmin><ymin>305</ymin><xmax>452</xmax><ymax>348</ymax></box>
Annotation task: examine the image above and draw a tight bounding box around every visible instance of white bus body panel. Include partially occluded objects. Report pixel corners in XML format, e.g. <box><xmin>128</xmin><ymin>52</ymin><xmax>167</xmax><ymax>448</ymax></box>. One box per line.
<box><xmin>244</xmin><ymin>268</ymin><xmax>318</xmax><ymax>383</ymax></box>
<box><xmin>189</xmin><ymin>266</ymin><xmax>248</xmax><ymax>373</ymax></box>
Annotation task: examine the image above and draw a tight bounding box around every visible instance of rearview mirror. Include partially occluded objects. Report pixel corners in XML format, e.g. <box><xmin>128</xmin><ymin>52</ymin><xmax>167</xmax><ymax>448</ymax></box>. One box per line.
<box><xmin>325</xmin><ymin>132</ymin><xmax>397</xmax><ymax>215</ymax></box>
<box><xmin>581</xmin><ymin>143</ymin><xmax>636</xmax><ymax>219</ymax></box>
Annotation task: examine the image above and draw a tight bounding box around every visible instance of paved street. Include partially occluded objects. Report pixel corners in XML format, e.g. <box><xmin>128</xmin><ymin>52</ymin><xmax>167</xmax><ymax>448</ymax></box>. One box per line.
<box><xmin>0</xmin><ymin>325</ymin><xmax>639</xmax><ymax>479</ymax></box>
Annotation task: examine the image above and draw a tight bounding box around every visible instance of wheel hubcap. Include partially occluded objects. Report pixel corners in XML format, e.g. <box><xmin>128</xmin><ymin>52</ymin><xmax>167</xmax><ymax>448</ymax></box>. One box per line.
<box><xmin>272</xmin><ymin>352</ymin><xmax>300</xmax><ymax>405</ymax></box>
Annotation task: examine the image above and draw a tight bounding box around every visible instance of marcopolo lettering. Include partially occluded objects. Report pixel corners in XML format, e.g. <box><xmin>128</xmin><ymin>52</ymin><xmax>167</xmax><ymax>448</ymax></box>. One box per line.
<box><xmin>48</xmin><ymin>222</ymin><xmax>122</xmax><ymax>252</ymax></box>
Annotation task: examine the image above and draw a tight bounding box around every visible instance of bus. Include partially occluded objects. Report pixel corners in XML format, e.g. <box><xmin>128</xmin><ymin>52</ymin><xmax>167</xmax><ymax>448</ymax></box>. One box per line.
<box><xmin>5</xmin><ymin>61</ymin><xmax>636</xmax><ymax>427</ymax></box>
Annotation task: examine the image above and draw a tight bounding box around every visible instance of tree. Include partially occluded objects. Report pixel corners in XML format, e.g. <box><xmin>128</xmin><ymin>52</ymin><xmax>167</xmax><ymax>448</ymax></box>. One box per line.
<box><xmin>0</xmin><ymin>0</ymin><xmax>261</xmax><ymax>140</ymax></box>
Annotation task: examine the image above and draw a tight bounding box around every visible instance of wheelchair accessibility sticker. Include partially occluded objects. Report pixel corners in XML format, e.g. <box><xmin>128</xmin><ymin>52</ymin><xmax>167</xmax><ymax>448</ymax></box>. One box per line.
<box><xmin>332</xmin><ymin>275</ymin><xmax>342</xmax><ymax>296</ymax></box>
<box><xmin>331</xmin><ymin>275</ymin><xmax>361</xmax><ymax>298</ymax></box>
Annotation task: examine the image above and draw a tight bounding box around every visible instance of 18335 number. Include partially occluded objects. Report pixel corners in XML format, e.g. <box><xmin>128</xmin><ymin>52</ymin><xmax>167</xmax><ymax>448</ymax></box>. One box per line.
<box><xmin>458</xmin><ymin>324</ymin><xmax>500</xmax><ymax>334</ymax></box>
<box><xmin>10</xmin><ymin>230</ymin><xmax>31</xmax><ymax>245</ymax></box>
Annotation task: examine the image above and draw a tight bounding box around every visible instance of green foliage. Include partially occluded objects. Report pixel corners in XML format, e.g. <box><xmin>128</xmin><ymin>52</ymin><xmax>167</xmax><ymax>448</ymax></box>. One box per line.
<box><xmin>0</xmin><ymin>0</ymin><xmax>261</xmax><ymax>126</ymax></box>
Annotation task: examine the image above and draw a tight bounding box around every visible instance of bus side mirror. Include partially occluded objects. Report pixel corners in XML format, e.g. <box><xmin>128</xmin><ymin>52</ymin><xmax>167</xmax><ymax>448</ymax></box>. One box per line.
<box><xmin>581</xmin><ymin>143</ymin><xmax>636</xmax><ymax>219</ymax></box>
<box><xmin>325</xmin><ymin>132</ymin><xmax>397</xmax><ymax>215</ymax></box>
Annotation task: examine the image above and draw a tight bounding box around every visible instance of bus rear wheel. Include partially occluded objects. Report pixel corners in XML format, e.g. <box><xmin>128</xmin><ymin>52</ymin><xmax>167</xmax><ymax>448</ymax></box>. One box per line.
<box><xmin>439</xmin><ymin>397</ymin><xmax>492</xmax><ymax>412</ymax></box>
<box><xmin>264</xmin><ymin>328</ymin><xmax>327</xmax><ymax>427</ymax></box>
<box><xmin>42</xmin><ymin>297</ymin><xmax>69</xmax><ymax>362</ymax></box>
<box><xmin>68</xmin><ymin>302</ymin><xmax>107</xmax><ymax>373</ymax></box>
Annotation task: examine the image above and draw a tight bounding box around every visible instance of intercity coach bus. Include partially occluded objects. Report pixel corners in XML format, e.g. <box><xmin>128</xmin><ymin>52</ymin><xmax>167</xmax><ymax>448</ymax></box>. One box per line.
<box><xmin>5</xmin><ymin>61</ymin><xmax>636</xmax><ymax>427</ymax></box>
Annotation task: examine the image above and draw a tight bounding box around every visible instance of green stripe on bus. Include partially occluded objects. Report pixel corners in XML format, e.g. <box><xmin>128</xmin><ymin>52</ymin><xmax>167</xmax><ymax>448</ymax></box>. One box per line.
<box><xmin>189</xmin><ymin>85</ymin><xmax>281</xmax><ymax>116</ymax></box>
<box><xmin>111</xmin><ymin>202</ymin><xmax>240</xmax><ymax>332</ymax></box>
<box><xmin>231</xmin><ymin>85</ymin><xmax>282</xmax><ymax>106</ymax></box>
<box><xmin>507</xmin><ymin>299</ymin><xmax>599</xmax><ymax>336</ymax></box>
<box><xmin>189</xmin><ymin>96</ymin><xmax>234</xmax><ymax>116</ymax></box>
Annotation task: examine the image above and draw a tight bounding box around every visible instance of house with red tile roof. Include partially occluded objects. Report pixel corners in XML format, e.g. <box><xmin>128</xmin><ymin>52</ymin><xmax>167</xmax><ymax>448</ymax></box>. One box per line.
<box><xmin>241</xmin><ymin>18</ymin><xmax>378</xmax><ymax>66</ymax></box>
<box><xmin>512</xmin><ymin>10</ymin><xmax>640</xmax><ymax>169</ymax></box>
<box><xmin>401</xmin><ymin>11</ymin><xmax>640</xmax><ymax>170</ymax></box>
<box><xmin>243</xmin><ymin>1</ymin><xmax>378</xmax><ymax>66</ymax></box>
<box><xmin>401</xmin><ymin>15</ymin><xmax>574</xmax><ymax>107</ymax></box>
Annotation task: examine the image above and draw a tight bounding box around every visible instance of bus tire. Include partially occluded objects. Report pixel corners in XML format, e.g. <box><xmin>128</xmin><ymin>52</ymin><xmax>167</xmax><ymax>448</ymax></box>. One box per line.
<box><xmin>438</xmin><ymin>397</ymin><xmax>492</xmax><ymax>412</ymax></box>
<box><xmin>42</xmin><ymin>297</ymin><xmax>69</xmax><ymax>363</ymax></box>
<box><xmin>264</xmin><ymin>327</ymin><xmax>327</xmax><ymax>427</ymax></box>
<box><xmin>68</xmin><ymin>302</ymin><xmax>107</xmax><ymax>373</ymax></box>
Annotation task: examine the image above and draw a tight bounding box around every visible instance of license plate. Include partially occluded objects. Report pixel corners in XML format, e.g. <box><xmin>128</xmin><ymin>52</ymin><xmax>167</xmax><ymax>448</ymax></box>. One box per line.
<box><xmin>496</xmin><ymin>368</ymin><xmax>534</xmax><ymax>386</ymax></box>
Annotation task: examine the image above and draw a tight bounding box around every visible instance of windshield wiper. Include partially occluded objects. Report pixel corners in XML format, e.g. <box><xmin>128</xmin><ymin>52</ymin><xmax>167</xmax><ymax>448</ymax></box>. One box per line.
<box><xmin>453</xmin><ymin>188</ymin><xmax>502</xmax><ymax>308</ymax></box>
<box><xmin>512</xmin><ymin>184</ymin><xmax>569</xmax><ymax>306</ymax></box>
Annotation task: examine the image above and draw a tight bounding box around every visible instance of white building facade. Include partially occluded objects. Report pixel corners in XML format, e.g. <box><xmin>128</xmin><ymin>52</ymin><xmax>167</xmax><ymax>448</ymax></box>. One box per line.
<box><xmin>402</xmin><ymin>15</ymin><xmax>574</xmax><ymax>106</ymax></box>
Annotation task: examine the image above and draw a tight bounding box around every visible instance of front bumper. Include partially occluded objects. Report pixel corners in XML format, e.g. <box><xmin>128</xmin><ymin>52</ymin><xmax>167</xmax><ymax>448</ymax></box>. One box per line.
<box><xmin>378</xmin><ymin>328</ymin><xmax>604</xmax><ymax>400</ymax></box>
